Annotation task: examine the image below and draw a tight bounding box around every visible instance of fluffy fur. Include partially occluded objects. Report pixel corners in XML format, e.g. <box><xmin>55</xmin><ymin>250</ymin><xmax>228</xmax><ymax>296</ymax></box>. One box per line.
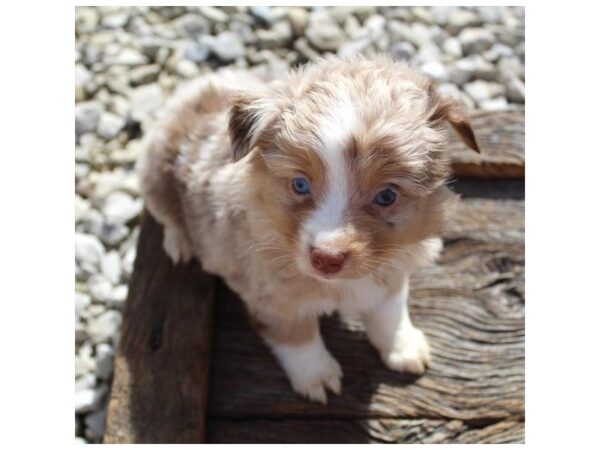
<box><xmin>138</xmin><ymin>55</ymin><xmax>479</xmax><ymax>403</ymax></box>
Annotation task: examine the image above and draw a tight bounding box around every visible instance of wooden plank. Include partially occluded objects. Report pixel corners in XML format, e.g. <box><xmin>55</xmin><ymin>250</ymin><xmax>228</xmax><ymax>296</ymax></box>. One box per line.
<box><xmin>449</xmin><ymin>109</ymin><xmax>524</xmax><ymax>178</ymax></box>
<box><xmin>207</xmin><ymin>419</ymin><xmax>524</xmax><ymax>444</ymax></box>
<box><xmin>103</xmin><ymin>214</ymin><xmax>215</xmax><ymax>443</ymax></box>
<box><xmin>206</xmin><ymin>198</ymin><xmax>524</xmax><ymax>442</ymax></box>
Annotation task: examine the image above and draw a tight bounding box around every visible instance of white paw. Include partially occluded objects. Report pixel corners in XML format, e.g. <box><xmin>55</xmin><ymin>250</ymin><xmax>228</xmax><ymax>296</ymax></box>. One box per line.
<box><xmin>382</xmin><ymin>326</ymin><xmax>431</xmax><ymax>375</ymax></box>
<box><xmin>163</xmin><ymin>226</ymin><xmax>193</xmax><ymax>264</ymax></box>
<box><xmin>287</xmin><ymin>351</ymin><xmax>343</xmax><ymax>404</ymax></box>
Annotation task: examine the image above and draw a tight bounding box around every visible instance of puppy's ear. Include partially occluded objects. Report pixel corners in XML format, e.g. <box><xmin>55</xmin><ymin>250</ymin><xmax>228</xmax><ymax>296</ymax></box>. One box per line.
<box><xmin>228</xmin><ymin>92</ymin><xmax>280</xmax><ymax>161</ymax></box>
<box><xmin>429</xmin><ymin>94</ymin><xmax>480</xmax><ymax>153</ymax></box>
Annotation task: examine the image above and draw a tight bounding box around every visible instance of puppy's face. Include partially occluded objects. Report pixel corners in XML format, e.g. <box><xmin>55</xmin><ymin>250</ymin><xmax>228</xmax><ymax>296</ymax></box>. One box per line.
<box><xmin>229</xmin><ymin>57</ymin><xmax>479</xmax><ymax>281</ymax></box>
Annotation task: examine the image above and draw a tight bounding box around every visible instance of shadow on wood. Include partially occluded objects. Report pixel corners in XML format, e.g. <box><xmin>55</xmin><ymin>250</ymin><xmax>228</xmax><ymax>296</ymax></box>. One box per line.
<box><xmin>103</xmin><ymin>214</ymin><xmax>215</xmax><ymax>443</ymax></box>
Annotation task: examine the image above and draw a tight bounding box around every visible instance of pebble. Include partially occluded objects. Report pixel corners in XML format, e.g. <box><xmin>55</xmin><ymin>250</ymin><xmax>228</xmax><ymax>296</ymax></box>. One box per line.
<box><xmin>175</xmin><ymin>59</ymin><xmax>200</xmax><ymax>78</ymax></box>
<box><xmin>95</xmin><ymin>343</ymin><xmax>115</xmax><ymax>380</ymax></box>
<box><xmin>129</xmin><ymin>83</ymin><xmax>163</xmax><ymax>123</ymax></box>
<box><xmin>480</xmin><ymin>96</ymin><xmax>510</xmax><ymax>111</ymax></box>
<box><xmin>464</xmin><ymin>80</ymin><xmax>505</xmax><ymax>104</ymax></box>
<box><xmin>100</xmin><ymin>251</ymin><xmax>122</xmax><ymax>284</ymax></box>
<box><xmin>75</xmin><ymin>384</ymin><xmax>108</xmax><ymax>414</ymax></box>
<box><xmin>174</xmin><ymin>13</ymin><xmax>210</xmax><ymax>39</ymax></box>
<box><xmin>287</xmin><ymin>7</ymin><xmax>309</xmax><ymax>36</ymax></box>
<box><xmin>85</xmin><ymin>408</ymin><xmax>108</xmax><ymax>440</ymax></box>
<box><xmin>446</xmin><ymin>9</ymin><xmax>481</xmax><ymax>33</ymax></box>
<box><xmin>249</xmin><ymin>6</ymin><xmax>274</xmax><ymax>26</ymax></box>
<box><xmin>102</xmin><ymin>191</ymin><xmax>143</xmax><ymax>226</ymax></box>
<box><xmin>184</xmin><ymin>41</ymin><xmax>210</xmax><ymax>63</ymax></box>
<box><xmin>420</xmin><ymin>60</ymin><xmax>448</xmax><ymax>82</ymax></box>
<box><xmin>110</xmin><ymin>47</ymin><xmax>149</xmax><ymax>66</ymax></box>
<box><xmin>129</xmin><ymin>64</ymin><xmax>161</xmax><ymax>86</ymax></box>
<box><xmin>458</xmin><ymin>27</ymin><xmax>495</xmax><ymax>54</ymax></box>
<box><xmin>305</xmin><ymin>11</ymin><xmax>346</xmax><ymax>52</ymax></box>
<box><xmin>75</xmin><ymin>233</ymin><xmax>105</xmax><ymax>268</ymax></box>
<box><xmin>198</xmin><ymin>6</ymin><xmax>228</xmax><ymax>24</ymax></box>
<box><xmin>75</xmin><ymin>102</ymin><xmax>103</xmax><ymax>138</ymax></box>
<box><xmin>88</xmin><ymin>310</ymin><xmax>122</xmax><ymax>344</ymax></box>
<box><xmin>442</xmin><ymin>37</ymin><xmax>463</xmax><ymax>59</ymax></box>
<box><xmin>448</xmin><ymin>55</ymin><xmax>496</xmax><ymax>85</ymax></box>
<box><xmin>256</xmin><ymin>21</ymin><xmax>293</xmax><ymax>49</ymax></box>
<box><xmin>207</xmin><ymin>31</ymin><xmax>246</xmax><ymax>61</ymax></box>
<box><xmin>97</xmin><ymin>112</ymin><xmax>126</xmax><ymax>140</ymax></box>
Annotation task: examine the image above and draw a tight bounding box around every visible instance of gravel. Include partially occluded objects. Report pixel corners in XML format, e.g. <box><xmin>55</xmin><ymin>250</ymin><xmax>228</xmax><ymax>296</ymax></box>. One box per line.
<box><xmin>74</xmin><ymin>5</ymin><xmax>524</xmax><ymax>443</ymax></box>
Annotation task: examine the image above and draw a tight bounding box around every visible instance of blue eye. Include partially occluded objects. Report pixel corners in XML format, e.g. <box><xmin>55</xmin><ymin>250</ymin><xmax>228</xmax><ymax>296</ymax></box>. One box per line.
<box><xmin>292</xmin><ymin>177</ymin><xmax>311</xmax><ymax>195</ymax></box>
<box><xmin>373</xmin><ymin>188</ymin><xmax>397</xmax><ymax>206</ymax></box>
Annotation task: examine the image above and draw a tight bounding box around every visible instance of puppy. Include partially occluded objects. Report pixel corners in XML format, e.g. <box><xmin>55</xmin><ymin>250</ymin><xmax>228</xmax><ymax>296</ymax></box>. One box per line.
<box><xmin>138</xmin><ymin>55</ymin><xmax>479</xmax><ymax>404</ymax></box>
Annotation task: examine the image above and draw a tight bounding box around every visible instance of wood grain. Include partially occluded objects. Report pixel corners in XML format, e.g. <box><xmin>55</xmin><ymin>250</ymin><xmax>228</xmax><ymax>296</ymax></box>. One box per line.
<box><xmin>103</xmin><ymin>214</ymin><xmax>215</xmax><ymax>443</ymax></box>
<box><xmin>207</xmin><ymin>419</ymin><xmax>524</xmax><ymax>444</ymax></box>
<box><xmin>206</xmin><ymin>198</ymin><xmax>524</xmax><ymax>443</ymax></box>
<box><xmin>449</xmin><ymin>109</ymin><xmax>524</xmax><ymax>178</ymax></box>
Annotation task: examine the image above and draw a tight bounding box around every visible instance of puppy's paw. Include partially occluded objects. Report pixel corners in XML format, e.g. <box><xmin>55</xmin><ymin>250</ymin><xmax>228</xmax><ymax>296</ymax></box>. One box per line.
<box><xmin>287</xmin><ymin>350</ymin><xmax>343</xmax><ymax>404</ymax></box>
<box><xmin>163</xmin><ymin>226</ymin><xmax>193</xmax><ymax>264</ymax></box>
<box><xmin>382</xmin><ymin>326</ymin><xmax>431</xmax><ymax>375</ymax></box>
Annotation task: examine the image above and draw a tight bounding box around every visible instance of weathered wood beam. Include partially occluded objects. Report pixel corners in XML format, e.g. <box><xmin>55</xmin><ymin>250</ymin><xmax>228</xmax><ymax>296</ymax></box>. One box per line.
<box><xmin>104</xmin><ymin>214</ymin><xmax>215</xmax><ymax>443</ymax></box>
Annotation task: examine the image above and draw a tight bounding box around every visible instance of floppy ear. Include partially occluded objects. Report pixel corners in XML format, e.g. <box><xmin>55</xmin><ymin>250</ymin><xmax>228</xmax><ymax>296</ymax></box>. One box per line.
<box><xmin>228</xmin><ymin>92</ymin><xmax>280</xmax><ymax>161</ymax></box>
<box><xmin>429</xmin><ymin>94</ymin><xmax>480</xmax><ymax>153</ymax></box>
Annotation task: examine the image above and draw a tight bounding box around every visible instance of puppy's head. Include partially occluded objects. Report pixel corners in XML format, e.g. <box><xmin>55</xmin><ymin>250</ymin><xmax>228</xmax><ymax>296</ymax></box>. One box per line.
<box><xmin>229</xmin><ymin>56</ymin><xmax>479</xmax><ymax>281</ymax></box>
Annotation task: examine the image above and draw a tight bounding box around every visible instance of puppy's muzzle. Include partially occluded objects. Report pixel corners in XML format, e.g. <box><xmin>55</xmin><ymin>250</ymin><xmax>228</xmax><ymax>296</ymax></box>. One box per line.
<box><xmin>309</xmin><ymin>246</ymin><xmax>348</xmax><ymax>274</ymax></box>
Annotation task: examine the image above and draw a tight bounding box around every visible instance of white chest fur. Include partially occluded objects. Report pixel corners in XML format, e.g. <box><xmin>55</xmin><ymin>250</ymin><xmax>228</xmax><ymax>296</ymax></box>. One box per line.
<box><xmin>336</xmin><ymin>276</ymin><xmax>391</xmax><ymax>319</ymax></box>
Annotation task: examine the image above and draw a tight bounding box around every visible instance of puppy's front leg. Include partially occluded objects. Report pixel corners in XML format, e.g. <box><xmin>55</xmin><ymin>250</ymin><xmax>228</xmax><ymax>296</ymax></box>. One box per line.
<box><xmin>252</xmin><ymin>312</ymin><xmax>342</xmax><ymax>404</ymax></box>
<box><xmin>363</xmin><ymin>274</ymin><xmax>431</xmax><ymax>374</ymax></box>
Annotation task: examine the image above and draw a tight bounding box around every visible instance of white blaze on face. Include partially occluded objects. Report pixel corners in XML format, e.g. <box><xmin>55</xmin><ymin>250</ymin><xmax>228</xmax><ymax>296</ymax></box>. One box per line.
<box><xmin>302</xmin><ymin>91</ymin><xmax>358</xmax><ymax>250</ymax></box>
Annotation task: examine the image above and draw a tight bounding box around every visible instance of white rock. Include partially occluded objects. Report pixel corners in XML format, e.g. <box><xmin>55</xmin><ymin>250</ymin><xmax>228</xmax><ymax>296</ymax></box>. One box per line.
<box><xmin>442</xmin><ymin>37</ymin><xmax>463</xmax><ymax>58</ymax></box>
<box><xmin>458</xmin><ymin>27</ymin><xmax>495</xmax><ymax>54</ymax></box>
<box><xmin>420</xmin><ymin>61</ymin><xmax>448</xmax><ymax>82</ymax></box>
<box><xmin>174</xmin><ymin>13</ymin><xmax>210</xmax><ymax>39</ymax></box>
<box><xmin>256</xmin><ymin>21</ymin><xmax>293</xmax><ymax>49</ymax></box>
<box><xmin>95</xmin><ymin>343</ymin><xmax>115</xmax><ymax>380</ymax></box>
<box><xmin>75</xmin><ymin>291</ymin><xmax>92</xmax><ymax>316</ymax></box>
<box><xmin>100</xmin><ymin>251</ymin><xmax>122</xmax><ymax>285</ymax></box>
<box><xmin>129</xmin><ymin>83</ymin><xmax>163</xmax><ymax>123</ymax></box>
<box><xmin>110</xmin><ymin>48</ymin><xmax>149</xmax><ymax>66</ymax></box>
<box><xmin>129</xmin><ymin>64</ymin><xmax>161</xmax><ymax>87</ymax></box>
<box><xmin>198</xmin><ymin>6</ymin><xmax>228</xmax><ymax>23</ymax></box>
<box><xmin>175</xmin><ymin>60</ymin><xmax>200</xmax><ymax>78</ymax></box>
<box><xmin>306</xmin><ymin>11</ymin><xmax>346</xmax><ymax>51</ymax></box>
<box><xmin>76</xmin><ymin>373</ymin><xmax>96</xmax><ymax>392</ymax></box>
<box><xmin>88</xmin><ymin>275</ymin><xmax>113</xmax><ymax>303</ymax></box>
<box><xmin>389</xmin><ymin>42</ymin><xmax>415</xmax><ymax>61</ymax></box>
<box><xmin>436</xmin><ymin>83</ymin><xmax>463</xmax><ymax>101</ymax></box>
<box><xmin>102</xmin><ymin>12</ymin><xmax>129</xmax><ymax>29</ymax></box>
<box><xmin>75</xmin><ymin>233</ymin><xmax>105</xmax><ymax>267</ymax></box>
<box><xmin>75</xmin><ymin>102</ymin><xmax>103</xmax><ymax>137</ymax></box>
<box><xmin>75</xmin><ymin>195</ymin><xmax>91</xmax><ymax>223</ymax></box>
<box><xmin>75</xmin><ymin>384</ymin><xmax>108</xmax><ymax>414</ymax></box>
<box><xmin>480</xmin><ymin>97</ymin><xmax>510</xmax><ymax>111</ymax></box>
<box><xmin>102</xmin><ymin>191</ymin><xmax>143</xmax><ymax>226</ymax></box>
<box><xmin>184</xmin><ymin>41</ymin><xmax>210</xmax><ymax>63</ymax></box>
<box><xmin>504</xmin><ymin>76</ymin><xmax>525</xmax><ymax>103</ymax></box>
<box><xmin>75</xmin><ymin>437</ymin><xmax>87</xmax><ymax>444</ymax></box>
<box><xmin>88</xmin><ymin>310</ymin><xmax>122</xmax><ymax>344</ymax></box>
<box><xmin>446</xmin><ymin>9</ymin><xmax>481</xmax><ymax>33</ymax></box>
<box><xmin>85</xmin><ymin>408</ymin><xmax>108</xmax><ymax>440</ymax></box>
<box><xmin>464</xmin><ymin>80</ymin><xmax>505</xmax><ymax>104</ymax></box>
<box><xmin>411</xmin><ymin>7</ymin><xmax>434</xmax><ymax>25</ymax></box>
<box><xmin>205</xmin><ymin>32</ymin><xmax>246</xmax><ymax>62</ymax></box>
<box><xmin>97</xmin><ymin>112</ymin><xmax>126</xmax><ymax>140</ymax></box>
<box><xmin>76</xmin><ymin>342</ymin><xmax>97</xmax><ymax>377</ymax></box>
<box><xmin>448</xmin><ymin>55</ymin><xmax>496</xmax><ymax>85</ymax></box>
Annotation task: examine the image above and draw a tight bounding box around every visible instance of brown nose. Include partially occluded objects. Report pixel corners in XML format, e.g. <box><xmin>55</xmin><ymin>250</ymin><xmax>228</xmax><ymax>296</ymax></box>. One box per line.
<box><xmin>310</xmin><ymin>247</ymin><xmax>347</xmax><ymax>274</ymax></box>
